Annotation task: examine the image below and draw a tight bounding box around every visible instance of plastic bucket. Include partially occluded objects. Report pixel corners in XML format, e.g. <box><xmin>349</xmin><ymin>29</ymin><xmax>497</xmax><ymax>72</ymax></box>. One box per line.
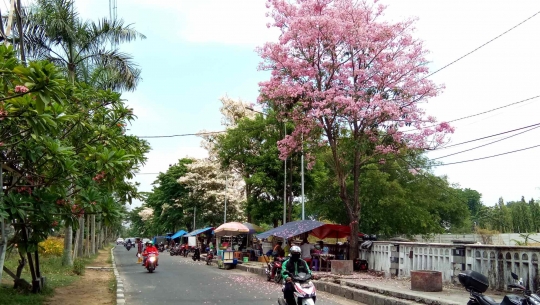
<box><xmin>243</xmin><ymin>257</ymin><xmax>249</xmax><ymax>263</ymax></box>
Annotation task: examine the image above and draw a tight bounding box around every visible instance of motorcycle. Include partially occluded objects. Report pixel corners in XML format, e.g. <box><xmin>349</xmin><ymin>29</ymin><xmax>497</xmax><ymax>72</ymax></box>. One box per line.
<box><xmin>277</xmin><ymin>272</ymin><xmax>316</xmax><ymax>305</ymax></box>
<box><xmin>145</xmin><ymin>253</ymin><xmax>157</xmax><ymax>273</ymax></box>
<box><xmin>205</xmin><ymin>249</ymin><xmax>214</xmax><ymax>265</ymax></box>
<box><xmin>192</xmin><ymin>247</ymin><xmax>201</xmax><ymax>261</ymax></box>
<box><xmin>158</xmin><ymin>243</ymin><xmax>165</xmax><ymax>253</ymax></box>
<box><xmin>169</xmin><ymin>245</ymin><xmax>180</xmax><ymax>256</ymax></box>
<box><xmin>266</xmin><ymin>257</ymin><xmax>286</xmax><ymax>284</ymax></box>
<box><xmin>125</xmin><ymin>243</ymin><xmax>132</xmax><ymax>251</ymax></box>
<box><xmin>459</xmin><ymin>270</ymin><xmax>540</xmax><ymax>305</ymax></box>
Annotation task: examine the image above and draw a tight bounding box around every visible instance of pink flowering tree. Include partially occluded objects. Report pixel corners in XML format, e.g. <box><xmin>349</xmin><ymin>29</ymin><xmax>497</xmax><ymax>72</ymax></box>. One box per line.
<box><xmin>258</xmin><ymin>0</ymin><xmax>453</xmax><ymax>258</ymax></box>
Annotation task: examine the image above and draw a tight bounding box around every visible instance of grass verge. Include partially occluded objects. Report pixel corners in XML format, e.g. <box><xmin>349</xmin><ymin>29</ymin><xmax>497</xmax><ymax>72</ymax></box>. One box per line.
<box><xmin>0</xmin><ymin>248</ymin><xmax>103</xmax><ymax>305</ymax></box>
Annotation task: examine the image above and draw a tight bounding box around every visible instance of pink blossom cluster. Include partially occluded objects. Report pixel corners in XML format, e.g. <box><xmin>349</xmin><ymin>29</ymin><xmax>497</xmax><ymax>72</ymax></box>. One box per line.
<box><xmin>258</xmin><ymin>0</ymin><xmax>453</xmax><ymax>160</ymax></box>
<box><xmin>71</xmin><ymin>204</ymin><xmax>85</xmax><ymax>217</ymax></box>
<box><xmin>16</xmin><ymin>186</ymin><xmax>32</xmax><ymax>194</ymax></box>
<box><xmin>93</xmin><ymin>171</ymin><xmax>106</xmax><ymax>182</ymax></box>
<box><xmin>14</xmin><ymin>85</ymin><xmax>29</xmax><ymax>93</ymax></box>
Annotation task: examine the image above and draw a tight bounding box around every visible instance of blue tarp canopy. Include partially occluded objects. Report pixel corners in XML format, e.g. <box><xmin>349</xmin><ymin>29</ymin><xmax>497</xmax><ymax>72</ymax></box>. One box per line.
<box><xmin>152</xmin><ymin>235</ymin><xmax>171</xmax><ymax>244</ymax></box>
<box><xmin>170</xmin><ymin>230</ymin><xmax>187</xmax><ymax>239</ymax></box>
<box><xmin>257</xmin><ymin>220</ymin><xmax>325</xmax><ymax>239</ymax></box>
<box><xmin>186</xmin><ymin>227</ymin><xmax>213</xmax><ymax>237</ymax></box>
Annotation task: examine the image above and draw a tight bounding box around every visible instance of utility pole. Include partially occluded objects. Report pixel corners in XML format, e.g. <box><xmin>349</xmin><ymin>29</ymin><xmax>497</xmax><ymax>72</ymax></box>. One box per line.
<box><xmin>193</xmin><ymin>206</ymin><xmax>196</xmax><ymax>230</ymax></box>
<box><xmin>301</xmin><ymin>134</ymin><xmax>305</xmax><ymax>220</ymax></box>
<box><xmin>224</xmin><ymin>175</ymin><xmax>228</xmax><ymax>223</ymax></box>
<box><xmin>109</xmin><ymin>0</ymin><xmax>117</xmax><ymax>20</ymax></box>
<box><xmin>4</xmin><ymin>0</ymin><xmax>16</xmax><ymax>46</ymax></box>
<box><xmin>283</xmin><ymin>123</ymin><xmax>287</xmax><ymax>225</ymax></box>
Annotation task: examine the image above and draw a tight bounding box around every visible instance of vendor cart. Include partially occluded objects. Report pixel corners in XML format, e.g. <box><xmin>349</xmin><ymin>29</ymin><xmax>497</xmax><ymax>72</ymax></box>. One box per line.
<box><xmin>214</xmin><ymin>222</ymin><xmax>250</xmax><ymax>269</ymax></box>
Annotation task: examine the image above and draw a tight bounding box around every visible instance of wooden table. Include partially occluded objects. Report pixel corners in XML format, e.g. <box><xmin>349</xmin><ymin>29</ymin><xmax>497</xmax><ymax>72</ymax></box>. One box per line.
<box><xmin>311</xmin><ymin>253</ymin><xmax>335</xmax><ymax>272</ymax></box>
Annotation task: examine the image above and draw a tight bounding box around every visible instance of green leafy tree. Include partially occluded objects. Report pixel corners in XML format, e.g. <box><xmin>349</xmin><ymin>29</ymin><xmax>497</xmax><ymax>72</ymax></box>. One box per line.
<box><xmin>307</xmin><ymin>152</ymin><xmax>470</xmax><ymax>237</ymax></box>
<box><xmin>11</xmin><ymin>0</ymin><xmax>145</xmax><ymax>90</ymax></box>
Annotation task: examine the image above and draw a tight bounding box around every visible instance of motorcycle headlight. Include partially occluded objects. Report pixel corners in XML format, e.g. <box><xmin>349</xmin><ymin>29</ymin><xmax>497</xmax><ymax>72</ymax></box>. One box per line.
<box><xmin>149</xmin><ymin>257</ymin><xmax>156</xmax><ymax>262</ymax></box>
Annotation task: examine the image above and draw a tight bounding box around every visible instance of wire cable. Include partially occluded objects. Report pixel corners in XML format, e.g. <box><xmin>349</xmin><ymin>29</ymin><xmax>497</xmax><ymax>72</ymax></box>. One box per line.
<box><xmin>433</xmin><ymin>144</ymin><xmax>540</xmax><ymax>167</ymax></box>
<box><xmin>432</xmin><ymin>124</ymin><xmax>540</xmax><ymax>160</ymax></box>
<box><xmin>435</xmin><ymin>122</ymin><xmax>540</xmax><ymax>150</ymax></box>
<box><xmin>423</xmin><ymin>10</ymin><xmax>540</xmax><ymax>79</ymax></box>
<box><xmin>402</xmin><ymin>95</ymin><xmax>540</xmax><ymax>132</ymax></box>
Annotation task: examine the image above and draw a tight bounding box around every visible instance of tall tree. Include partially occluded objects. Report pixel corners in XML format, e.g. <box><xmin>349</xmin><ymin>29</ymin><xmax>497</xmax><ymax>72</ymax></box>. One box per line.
<box><xmin>258</xmin><ymin>0</ymin><xmax>453</xmax><ymax>258</ymax></box>
<box><xmin>10</xmin><ymin>0</ymin><xmax>145</xmax><ymax>90</ymax></box>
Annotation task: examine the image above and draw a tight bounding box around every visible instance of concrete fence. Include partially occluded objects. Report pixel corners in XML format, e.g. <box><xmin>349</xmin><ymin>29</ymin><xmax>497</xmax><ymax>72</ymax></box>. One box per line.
<box><xmin>409</xmin><ymin>233</ymin><xmax>540</xmax><ymax>246</ymax></box>
<box><xmin>360</xmin><ymin>241</ymin><xmax>540</xmax><ymax>292</ymax></box>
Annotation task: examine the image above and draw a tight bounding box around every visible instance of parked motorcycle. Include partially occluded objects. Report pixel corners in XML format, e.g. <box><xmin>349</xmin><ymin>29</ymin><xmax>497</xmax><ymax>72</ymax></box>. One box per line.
<box><xmin>277</xmin><ymin>272</ymin><xmax>316</xmax><ymax>305</ymax></box>
<box><xmin>158</xmin><ymin>243</ymin><xmax>165</xmax><ymax>253</ymax></box>
<box><xmin>205</xmin><ymin>249</ymin><xmax>214</xmax><ymax>265</ymax></box>
<box><xmin>266</xmin><ymin>257</ymin><xmax>285</xmax><ymax>284</ymax></box>
<box><xmin>169</xmin><ymin>245</ymin><xmax>180</xmax><ymax>256</ymax></box>
<box><xmin>145</xmin><ymin>253</ymin><xmax>157</xmax><ymax>273</ymax></box>
<box><xmin>459</xmin><ymin>270</ymin><xmax>540</xmax><ymax>305</ymax></box>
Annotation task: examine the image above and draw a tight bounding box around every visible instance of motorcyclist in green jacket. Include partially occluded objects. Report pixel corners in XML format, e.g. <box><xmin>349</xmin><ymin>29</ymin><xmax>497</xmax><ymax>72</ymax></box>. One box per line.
<box><xmin>281</xmin><ymin>246</ymin><xmax>312</xmax><ymax>305</ymax></box>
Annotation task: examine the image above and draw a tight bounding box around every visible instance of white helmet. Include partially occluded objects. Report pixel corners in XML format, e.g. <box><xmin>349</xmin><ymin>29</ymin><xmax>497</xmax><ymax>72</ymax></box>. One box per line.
<box><xmin>290</xmin><ymin>245</ymin><xmax>301</xmax><ymax>255</ymax></box>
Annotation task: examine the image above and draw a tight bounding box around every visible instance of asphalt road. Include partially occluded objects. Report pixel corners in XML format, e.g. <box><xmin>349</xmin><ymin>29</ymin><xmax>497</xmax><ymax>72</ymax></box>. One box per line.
<box><xmin>114</xmin><ymin>247</ymin><xmax>364</xmax><ymax>305</ymax></box>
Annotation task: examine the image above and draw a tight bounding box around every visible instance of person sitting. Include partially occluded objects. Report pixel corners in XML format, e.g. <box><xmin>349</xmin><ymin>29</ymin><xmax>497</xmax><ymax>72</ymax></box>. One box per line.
<box><xmin>142</xmin><ymin>241</ymin><xmax>159</xmax><ymax>267</ymax></box>
<box><xmin>281</xmin><ymin>246</ymin><xmax>312</xmax><ymax>305</ymax></box>
<box><xmin>272</xmin><ymin>241</ymin><xmax>284</xmax><ymax>257</ymax></box>
<box><xmin>300</xmin><ymin>238</ymin><xmax>313</xmax><ymax>265</ymax></box>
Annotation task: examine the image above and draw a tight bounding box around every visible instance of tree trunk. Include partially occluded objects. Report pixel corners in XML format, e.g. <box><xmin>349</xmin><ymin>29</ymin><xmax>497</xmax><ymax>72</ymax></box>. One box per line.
<box><xmin>62</xmin><ymin>224</ymin><xmax>73</xmax><ymax>266</ymax></box>
<box><xmin>85</xmin><ymin>214</ymin><xmax>90</xmax><ymax>257</ymax></box>
<box><xmin>98</xmin><ymin>222</ymin><xmax>104</xmax><ymax>250</ymax></box>
<box><xmin>91</xmin><ymin>215</ymin><xmax>96</xmax><ymax>255</ymax></box>
<box><xmin>0</xmin><ymin>166</ymin><xmax>7</xmax><ymax>282</ymax></box>
<box><xmin>77</xmin><ymin>215</ymin><xmax>84</xmax><ymax>257</ymax></box>
<box><xmin>0</xmin><ymin>218</ymin><xmax>7</xmax><ymax>282</ymax></box>
<box><xmin>72</xmin><ymin>224</ymin><xmax>80</xmax><ymax>261</ymax></box>
<box><xmin>15</xmin><ymin>0</ymin><xmax>26</xmax><ymax>65</ymax></box>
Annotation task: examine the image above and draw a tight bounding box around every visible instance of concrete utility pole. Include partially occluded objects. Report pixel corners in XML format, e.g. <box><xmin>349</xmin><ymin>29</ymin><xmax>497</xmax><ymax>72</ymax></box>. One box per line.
<box><xmin>193</xmin><ymin>206</ymin><xmax>196</xmax><ymax>230</ymax></box>
<box><xmin>283</xmin><ymin>123</ymin><xmax>287</xmax><ymax>225</ymax></box>
<box><xmin>301</xmin><ymin>134</ymin><xmax>305</xmax><ymax>220</ymax></box>
<box><xmin>224</xmin><ymin>175</ymin><xmax>227</xmax><ymax>223</ymax></box>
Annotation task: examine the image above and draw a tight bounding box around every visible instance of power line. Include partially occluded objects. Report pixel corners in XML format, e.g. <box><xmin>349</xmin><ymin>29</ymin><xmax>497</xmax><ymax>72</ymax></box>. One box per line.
<box><xmin>402</xmin><ymin>95</ymin><xmax>540</xmax><ymax>132</ymax></box>
<box><xmin>435</xmin><ymin>122</ymin><xmax>540</xmax><ymax>150</ymax></box>
<box><xmin>432</xmin><ymin>124</ymin><xmax>540</xmax><ymax>160</ymax></box>
<box><xmin>137</xmin><ymin>130</ymin><xmax>227</xmax><ymax>139</ymax></box>
<box><xmin>433</xmin><ymin>144</ymin><xmax>540</xmax><ymax>167</ymax></box>
<box><xmin>423</xmin><ymin>10</ymin><xmax>540</xmax><ymax>79</ymax></box>
<box><xmin>135</xmin><ymin>96</ymin><xmax>539</xmax><ymax>139</ymax></box>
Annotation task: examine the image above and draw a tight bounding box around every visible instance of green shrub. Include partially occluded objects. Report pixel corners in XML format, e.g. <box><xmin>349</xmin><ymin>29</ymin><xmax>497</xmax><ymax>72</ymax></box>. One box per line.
<box><xmin>73</xmin><ymin>258</ymin><xmax>85</xmax><ymax>275</ymax></box>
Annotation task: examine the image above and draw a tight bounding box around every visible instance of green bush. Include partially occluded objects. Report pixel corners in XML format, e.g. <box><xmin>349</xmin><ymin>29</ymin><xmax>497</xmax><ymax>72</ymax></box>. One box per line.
<box><xmin>73</xmin><ymin>258</ymin><xmax>85</xmax><ymax>275</ymax></box>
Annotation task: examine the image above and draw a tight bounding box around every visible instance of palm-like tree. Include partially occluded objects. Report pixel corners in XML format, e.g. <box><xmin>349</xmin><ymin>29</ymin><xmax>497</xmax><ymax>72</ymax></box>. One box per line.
<box><xmin>8</xmin><ymin>0</ymin><xmax>145</xmax><ymax>91</ymax></box>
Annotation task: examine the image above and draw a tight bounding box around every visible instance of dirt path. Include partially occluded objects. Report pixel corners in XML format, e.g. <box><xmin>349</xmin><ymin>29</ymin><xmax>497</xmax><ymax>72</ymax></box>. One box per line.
<box><xmin>45</xmin><ymin>248</ymin><xmax>114</xmax><ymax>305</ymax></box>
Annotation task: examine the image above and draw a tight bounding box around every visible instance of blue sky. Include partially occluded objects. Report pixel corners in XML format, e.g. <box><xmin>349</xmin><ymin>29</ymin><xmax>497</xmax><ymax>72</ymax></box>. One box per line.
<box><xmin>46</xmin><ymin>0</ymin><xmax>540</xmax><ymax>207</ymax></box>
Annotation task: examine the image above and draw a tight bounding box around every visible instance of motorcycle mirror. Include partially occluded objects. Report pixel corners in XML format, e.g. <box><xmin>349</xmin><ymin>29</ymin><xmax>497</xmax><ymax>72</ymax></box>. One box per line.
<box><xmin>511</xmin><ymin>272</ymin><xmax>518</xmax><ymax>280</ymax></box>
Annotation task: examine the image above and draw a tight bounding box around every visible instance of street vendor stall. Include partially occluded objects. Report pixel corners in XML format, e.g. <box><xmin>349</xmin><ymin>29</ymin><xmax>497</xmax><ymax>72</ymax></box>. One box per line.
<box><xmin>214</xmin><ymin>222</ymin><xmax>250</xmax><ymax>269</ymax></box>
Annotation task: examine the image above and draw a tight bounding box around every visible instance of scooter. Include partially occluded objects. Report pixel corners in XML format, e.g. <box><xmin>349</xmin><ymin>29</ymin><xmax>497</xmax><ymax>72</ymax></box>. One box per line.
<box><xmin>145</xmin><ymin>253</ymin><xmax>158</xmax><ymax>273</ymax></box>
<box><xmin>459</xmin><ymin>270</ymin><xmax>540</xmax><ymax>305</ymax></box>
<box><xmin>266</xmin><ymin>257</ymin><xmax>285</xmax><ymax>284</ymax></box>
<box><xmin>158</xmin><ymin>243</ymin><xmax>165</xmax><ymax>253</ymax></box>
<box><xmin>277</xmin><ymin>272</ymin><xmax>316</xmax><ymax>305</ymax></box>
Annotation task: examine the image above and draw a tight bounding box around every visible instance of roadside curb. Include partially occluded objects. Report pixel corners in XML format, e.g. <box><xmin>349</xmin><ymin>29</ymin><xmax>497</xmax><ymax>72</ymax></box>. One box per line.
<box><xmin>236</xmin><ymin>263</ymin><xmax>425</xmax><ymax>305</ymax></box>
<box><xmin>111</xmin><ymin>246</ymin><xmax>126</xmax><ymax>305</ymax></box>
